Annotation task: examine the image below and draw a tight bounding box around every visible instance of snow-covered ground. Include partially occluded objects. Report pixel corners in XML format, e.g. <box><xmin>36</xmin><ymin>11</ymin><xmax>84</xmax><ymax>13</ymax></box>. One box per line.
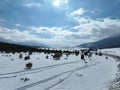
<box><xmin>101</xmin><ymin>48</ymin><xmax>120</xmax><ymax>57</ymax></box>
<box><xmin>0</xmin><ymin>49</ymin><xmax>119</xmax><ymax>90</ymax></box>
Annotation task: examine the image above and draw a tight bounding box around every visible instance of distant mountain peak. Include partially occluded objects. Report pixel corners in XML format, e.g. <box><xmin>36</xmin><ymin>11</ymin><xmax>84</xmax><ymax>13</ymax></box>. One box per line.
<box><xmin>76</xmin><ymin>32</ymin><xmax>120</xmax><ymax>49</ymax></box>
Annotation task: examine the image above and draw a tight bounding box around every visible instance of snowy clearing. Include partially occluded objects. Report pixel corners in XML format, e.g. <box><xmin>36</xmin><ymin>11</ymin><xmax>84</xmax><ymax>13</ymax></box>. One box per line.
<box><xmin>0</xmin><ymin>49</ymin><xmax>119</xmax><ymax>90</ymax></box>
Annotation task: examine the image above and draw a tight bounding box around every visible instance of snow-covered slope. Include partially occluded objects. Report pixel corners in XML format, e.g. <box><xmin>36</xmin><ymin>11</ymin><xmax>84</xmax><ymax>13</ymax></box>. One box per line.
<box><xmin>0</xmin><ymin>49</ymin><xmax>119</xmax><ymax>90</ymax></box>
<box><xmin>77</xmin><ymin>32</ymin><xmax>120</xmax><ymax>49</ymax></box>
<box><xmin>101</xmin><ymin>48</ymin><xmax>120</xmax><ymax>57</ymax></box>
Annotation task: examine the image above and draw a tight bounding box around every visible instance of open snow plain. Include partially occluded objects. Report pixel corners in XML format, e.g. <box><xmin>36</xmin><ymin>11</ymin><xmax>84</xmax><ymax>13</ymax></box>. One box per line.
<box><xmin>0</xmin><ymin>48</ymin><xmax>120</xmax><ymax>90</ymax></box>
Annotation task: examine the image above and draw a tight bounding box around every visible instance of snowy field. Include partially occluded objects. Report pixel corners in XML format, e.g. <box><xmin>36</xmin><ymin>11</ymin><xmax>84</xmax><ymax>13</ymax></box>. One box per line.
<box><xmin>0</xmin><ymin>49</ymin><xmax>120</xmax><ymax>90</ymax></box>
<box><xmin>101</xmin><ymin>48</ymin><xmax>120</xmax><ymax>57</ymax></box>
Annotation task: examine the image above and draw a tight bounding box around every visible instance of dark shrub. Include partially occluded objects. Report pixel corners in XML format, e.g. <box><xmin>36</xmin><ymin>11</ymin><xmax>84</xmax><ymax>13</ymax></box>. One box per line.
<box><xmin>105</xmin><ymin>56</ymin><xmax>108</xmax><ymax>59</ymax></box>
<box><xmin>98</xmin><ymin>52</ymin><xmax>103</xmax><ymax>56</ymax></box>
<box><xmin>24</xmin><ymin>55</ymin><xmax>30</xmax><ymax>60</ymax></box>
<box><xmin>46</xmin><ymin>55</ymin><xmax>49</xmax><ymax>59</ymax></box>
<box><xmin>53</xmin><ymin>53</ymin><xmax>62</xmax><ymax>60</ymax></box>
<box><xmin>28</xmin><ymin>52</ymin><xmax>32</xmax><ymax>55</ymax></box>
<box><xmin>26</xmin><ymin>62</ymin><xmax>32</xmax><ymax>69</ymax></box>
<box><xmin>81</xmin><ymin>54</ymin><xmax>85</xmax><ymax>60</ymax></box>
<box><xmin>11</xmin><ymin>59</ymin><xmax>14</xmax><ymax>60</ymax></box>
<box><xmin>88</xmin><ymin>52</ymin><xmax>92</xmax><ymax>58</ymax></box>
<box><xmin>74</xmin><ymin>50</ymin><xmax>79</xmax><ymax>56</ymax></box>
<box><xmin>95</xmin><ymin>52</ymin><xmax>98</xmax><ymax>55</ymax></box>
<box><xmin>19</xmin><ymin>53</ymin><xmax>23</xmax><ymax>59</ymax></box>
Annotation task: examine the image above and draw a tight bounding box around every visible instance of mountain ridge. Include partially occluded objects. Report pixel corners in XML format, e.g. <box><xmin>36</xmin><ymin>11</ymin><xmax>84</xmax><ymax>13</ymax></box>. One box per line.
<box><xmin>76</xmin><ymin>32</ymin><xmax>120</xmax><ymax>49</ymax></box>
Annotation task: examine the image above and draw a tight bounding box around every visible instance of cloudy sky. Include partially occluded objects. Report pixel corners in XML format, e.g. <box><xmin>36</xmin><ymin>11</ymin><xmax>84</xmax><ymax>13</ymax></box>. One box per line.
<box><xmin>0</xmin><ymin>0</ymin><xmax>120</xmax><ymax>47</ymax></box>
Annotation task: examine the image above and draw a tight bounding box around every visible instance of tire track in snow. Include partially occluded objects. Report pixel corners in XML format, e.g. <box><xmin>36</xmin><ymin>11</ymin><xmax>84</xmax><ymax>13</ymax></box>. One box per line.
<box><xmin>43</xmin><ymin>68</ymin><xmax>75</xmax><ymax>90</ymax></box>
<box><xmin>15</xmin><ymin>62</ymin><xmax>99</xmax><ymax>90</ymax></box>
<box><xmin>0</xmin><ymin>67</ymin><xmax>56</xmax><ymax>79</ymax></box>
<box><xmin>0</xmin><ymin>60</ymin><xmax>81</xmax><ymax>79</ymax></box>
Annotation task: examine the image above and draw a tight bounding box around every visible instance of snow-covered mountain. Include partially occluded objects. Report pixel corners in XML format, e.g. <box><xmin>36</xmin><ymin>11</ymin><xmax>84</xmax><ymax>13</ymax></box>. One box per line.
<box><xmin>77</xmin><ymin>32</ymin><xmax>120</xmax><ymax>49</ymax></box>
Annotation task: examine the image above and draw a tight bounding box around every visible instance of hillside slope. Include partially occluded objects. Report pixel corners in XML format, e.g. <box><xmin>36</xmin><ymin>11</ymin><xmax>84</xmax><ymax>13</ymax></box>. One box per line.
<box><xmin>77</xmin><ymin>33</ymin><xmax>120</xmax><ymax>49</ymax></box>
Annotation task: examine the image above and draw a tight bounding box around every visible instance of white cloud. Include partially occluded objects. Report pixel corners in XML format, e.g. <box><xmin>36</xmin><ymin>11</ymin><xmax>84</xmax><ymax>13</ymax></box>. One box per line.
<box><xmin>1</xmin><ymin>16</ymin><xmax>120</xmax><ymax>47</ymax></box>
<box><xmin>1</xmin><ymin>8</ymin><xmax>120</xmax><ymax>47</ymax></box>
<box><xmin>30</xmin><ymin>26</ymin><xmax>72</xmax><ymax>36</ymax></box>
<box><xmin>0</xmin><ymin>26</ymin><xmax>36</xmax><ymax>42</ymax></box>
<box><xmin>69</xmin><ymin>8</ymin><xmax>86</xmax><ymax>17</ymax></box>
<box><xmin>71</xmin><ymin>18</ymin><xmax>120</xmax><ymax>39</ymax></box>
<box><xmin>0</xmin><ymin>26</ymin><xmax>73</xmax><ymax>47</ymax></box>
<box><xmin>68</xmin><ymin>8</ymin><xmax>120</xmax><ymax>44</ymax></box>
<box><xmin>24</xmin><ymin>2</ymin><xmax>41</xmax><ymax>8</ymax></box>
<box><xmin>15</xmin><ymin>24</ymin><xmax>20</xmax><ymax>27</ymax></box>
<box><xmin>28</xmin><ymin>26</ymin><xmax>74</xmax><ymax>47</ymax></box>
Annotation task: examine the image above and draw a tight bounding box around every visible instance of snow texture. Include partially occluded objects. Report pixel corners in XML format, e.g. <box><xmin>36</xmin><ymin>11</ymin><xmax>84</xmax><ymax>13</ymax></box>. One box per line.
<box><xmin>0</xmin><ymin>48</ymin><xmax>120</xmax><ymax>90</ymax></box>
